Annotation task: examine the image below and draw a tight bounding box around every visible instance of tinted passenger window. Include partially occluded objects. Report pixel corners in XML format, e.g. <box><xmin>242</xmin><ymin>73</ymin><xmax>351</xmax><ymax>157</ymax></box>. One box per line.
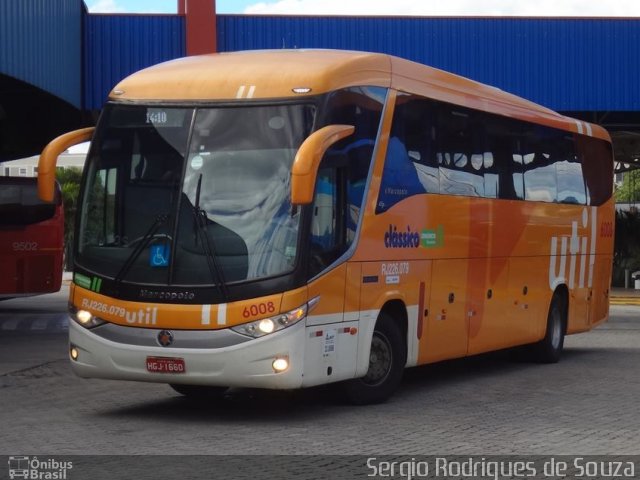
<box><xmin>520</xmin><ymin>126</ymin><xmax>557</xmax><ymax>203</ymax></box>
<box><xmin>557</xmin><ymin>153</ymin><xmax>586</xmax><ymax>204</ymax></box>
<box><xmin>523</xmin><ymin>154</ymin><xmax>557</xmax><ymax>202</ymax></box>
<box><xmin>436</xmin><ymin>107</ymin><xmax>487</xmax><ymax>198</ymax></box>
<box><xmin>511</xmin><ymin>154</ymin><xmax>526</xmax><ymax>200</ymax></box>
<box><xmin>577</xmin><ymin>135</ymin><xmax>613</xmax><ymax>206</ymax></box>
<box><xmin>478</xmin><ymin>113</ymin><xmax>520</xmax><ymax>200</ymax></box>
<box><xmin>377</xmin><ymin>94</ymin><xmax>435</xmax><ymax>213</ymax></box>
<box><xmin>375</xmin><ymin>93</ymin><xmax>612</xmax><ymax>210</ymax></box>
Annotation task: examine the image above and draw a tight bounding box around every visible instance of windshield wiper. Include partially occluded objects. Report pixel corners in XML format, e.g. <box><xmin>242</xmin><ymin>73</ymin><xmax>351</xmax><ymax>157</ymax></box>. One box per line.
<box><xmin>114</xmin><ymin>213</ymin><xmax>168</xmax><ymax>285</ymax></box>
<box><xmin>192</xmin><ymin>173</ymin><xmax>230</xmax><ymax>301</ymax></box>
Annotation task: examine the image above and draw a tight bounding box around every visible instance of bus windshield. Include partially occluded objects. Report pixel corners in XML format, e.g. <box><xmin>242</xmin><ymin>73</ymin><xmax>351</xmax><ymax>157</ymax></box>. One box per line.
<box><xmin>0</xmin><ymin>177</ymin><xmax>63</xmax><ymax>297</ymax></box>
<box><xmin>77</xmin><ymin>103</ymin><xmax>316</xmax><ymax>286</ymax></box>
<box><xmin>0</xmin><ymin>177</ymin><xmax>59</xmax><ymax>226</ymax></box>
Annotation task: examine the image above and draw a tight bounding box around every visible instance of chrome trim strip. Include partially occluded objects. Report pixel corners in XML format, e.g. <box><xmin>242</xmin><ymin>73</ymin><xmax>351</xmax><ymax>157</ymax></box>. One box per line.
<box><xmin>91</xmin><ymin>322</ymin><xmax>252</xmax><ymax>349</ymax></box>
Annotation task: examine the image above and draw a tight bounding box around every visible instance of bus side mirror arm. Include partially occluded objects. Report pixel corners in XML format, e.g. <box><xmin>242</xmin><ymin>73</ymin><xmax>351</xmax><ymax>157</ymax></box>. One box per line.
<box><xmin>290</xmin><ymin>124</ymin><xmax>355</xmax><ymax>205</ymax></box>
<box><xmin>38</xmin><ymin>127</ymin><xmax>95</xmax><ymax>202</ymax></box>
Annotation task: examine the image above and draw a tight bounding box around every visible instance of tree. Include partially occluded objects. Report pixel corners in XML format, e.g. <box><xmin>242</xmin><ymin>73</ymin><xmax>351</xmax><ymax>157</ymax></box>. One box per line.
<box><xmin>613</xmin><ymin>209</ymin><xmax>640</xmax><ymax>286</ymax></box>
<box><xmin>55</xmin><ymin>167</ymin><xmax>83</xmax><ymax>269</ymax></box>
<box><xmin>615</xmin><ymin>168</ymin><xmax>640</xmax><ymax>203</ymax></box>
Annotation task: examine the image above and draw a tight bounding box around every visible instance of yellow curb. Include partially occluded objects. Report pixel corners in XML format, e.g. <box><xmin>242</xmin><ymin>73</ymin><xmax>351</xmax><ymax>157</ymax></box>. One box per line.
<box><xmin>610</xmin><ymin>300</ymin><xmax>640</xmax><ymax>305</ymax></box>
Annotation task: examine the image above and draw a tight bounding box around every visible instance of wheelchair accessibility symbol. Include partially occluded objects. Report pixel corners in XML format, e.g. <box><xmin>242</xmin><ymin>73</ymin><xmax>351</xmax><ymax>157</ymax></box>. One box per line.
<box><xmin>150</xmin><ymin>244</ymin><xmax>170</xmax><ymax>267</ymax></box>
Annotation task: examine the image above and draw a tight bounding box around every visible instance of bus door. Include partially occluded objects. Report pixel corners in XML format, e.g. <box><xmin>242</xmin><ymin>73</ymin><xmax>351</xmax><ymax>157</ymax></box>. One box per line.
<box><xmin>303</xmin><ymin>86</ymin><xmax>385</xmax><ymax>383</ymax></box>
<box><xmin>305</xmin><ymin>163</ymin><xmax>357</xmax><ymax>384</ymax></box>
<box><xmin>307</xmin><ymin>165</ymin><xmax>347</xmax><ymax>321</ymax></box>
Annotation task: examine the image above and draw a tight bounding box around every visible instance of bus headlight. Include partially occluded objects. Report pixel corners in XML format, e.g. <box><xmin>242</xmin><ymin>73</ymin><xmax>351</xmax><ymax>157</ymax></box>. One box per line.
<box><xmin>231</xmin><ymin>297</ymin><xmax>319</xmax><ymax>338</ymax></box>
<box><xmin>69</xmin><ymin>304</ymin><xmax>107</xmax><ymax>329</ymax></box>
<box><xmin>258</xmin><ymin>318</ymin><xmax>275</xmax><ymax>334</ymax></box>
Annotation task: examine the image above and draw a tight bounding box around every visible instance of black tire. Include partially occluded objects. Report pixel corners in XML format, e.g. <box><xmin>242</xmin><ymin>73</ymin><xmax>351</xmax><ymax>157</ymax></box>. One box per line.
<box><xmin>343</xmin><ymin>312</ymin><xmax>407</xmax><ymax>405</ymax></box>
<box><xmin>169</xmin><ymin>384</ymin><xmax>228</xmax><ymax>399</ymax></box>
<box><xmin>530</xmin><ymin>292</ymin><xmax>566</xmax><ymax>363</ymax></box>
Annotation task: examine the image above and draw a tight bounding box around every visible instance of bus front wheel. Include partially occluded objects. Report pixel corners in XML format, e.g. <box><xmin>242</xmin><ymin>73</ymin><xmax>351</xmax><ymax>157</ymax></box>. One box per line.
<box><xmin>530</xmin><ymin>292</ymin><xmax>566</xmax><ymax>363</ymax></box>
<box><xmin>342</xmin><ymin>312</ymin><xmax>406</xmax><ymax>405</ymax></box>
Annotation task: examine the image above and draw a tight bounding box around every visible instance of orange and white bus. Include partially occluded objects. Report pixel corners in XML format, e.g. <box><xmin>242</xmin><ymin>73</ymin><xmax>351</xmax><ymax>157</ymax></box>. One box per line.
<box><xmin>38</xmin><ymin>50</ymin><xmax>614</xmax><ymax>404</ymax></box>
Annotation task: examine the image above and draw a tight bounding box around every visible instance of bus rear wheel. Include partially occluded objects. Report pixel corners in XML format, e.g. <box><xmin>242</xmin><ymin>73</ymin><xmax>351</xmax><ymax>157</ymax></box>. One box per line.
<box><xmin>342</xmin><ymin>312</ymin><xmax>406</xmax><ymax>405</ymax></box>
<box><xmin>530</xmin><ymin>292</ymin><xmax>566</xmax><ymax>363</ymax></box>
<box><xmin>169</xmin><ymin>384</ymin><xmax>228</xmax><ymax>399</ymax></box>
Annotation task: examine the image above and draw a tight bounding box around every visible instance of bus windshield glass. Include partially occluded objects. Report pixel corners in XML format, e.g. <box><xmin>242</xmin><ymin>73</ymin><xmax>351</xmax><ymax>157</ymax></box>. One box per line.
<box><xmin>0</xmin><ymin>177</ymin><xmax>59</xmax><ymax>226</ymax></box>
<box><xmin>77</xmin><ymin>103</ymin><xmax>315</xmax><ymax>286</ymax></box>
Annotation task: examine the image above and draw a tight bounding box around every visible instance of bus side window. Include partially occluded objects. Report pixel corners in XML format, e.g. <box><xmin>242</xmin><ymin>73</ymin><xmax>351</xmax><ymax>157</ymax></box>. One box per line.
<box><xmin>377</xmin><ymin>94</ymin><xmax>433</xmax><ymax>213</ymax></box>
<box><xmin>578</xmin><ymin>135</ymin><xmax>613</xmax><ymax>206</ymax></box>
<box><xmin>556</xmin><ymin>136</ymin><xmax>586</xmax><ymax>205</ymax></box>
<box><xmin>523</xmin><ymin>154</ymin><xmax>557</xmax><ymax>203</ymax></box>
<box><xmin>308</xmin><ymin>147</ymin><xmax>371</xmax><ymax>277</ymax></box>
<box><xmin>346</xmin><ymin>154</ymin><xmax>370</xmax><ymax>244</ymax></box>
<box><xmin>436</xmin><ymin>107</ymin><xmax>486</xmax><ymax>198</ymax></box>
<box><xmin>510</xmin><ymin>153</ymin><xmax>526</xmax><ymax>200</ymax></box>
<box><xmin>522</xmin><ymin>126</ymin><xmax>559</xmax><ymax>203</ymax></box>
<box><xmin>309</xmin><ymin>166</ymin><xmax>346</xmax><ymax>277</ymax></box>
<box><xmin>320</xmin><ymin>86</ymin><xmax>385</xmax><ymax>218</ymax></box>
<box><xmin>83</xmin><ymin>167</ymin><xmax>118</xmax><ymax>246</ymax></box>
<box><xmin>483</xmin><ymin>113</ymin><xmax>522</xmax><ymax>200</ymax></box>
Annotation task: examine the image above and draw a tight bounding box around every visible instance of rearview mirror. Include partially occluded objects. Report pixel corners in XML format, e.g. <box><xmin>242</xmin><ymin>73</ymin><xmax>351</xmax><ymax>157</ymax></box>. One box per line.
<box><xmin>38</xmin><ymin>127</ymin><xmax>95</xmax><ymax>202</ymax></box>
<box><xmin>290</xmin><ymin>124</ymin><xmax>355</xmax><ymax>205</ymax></box>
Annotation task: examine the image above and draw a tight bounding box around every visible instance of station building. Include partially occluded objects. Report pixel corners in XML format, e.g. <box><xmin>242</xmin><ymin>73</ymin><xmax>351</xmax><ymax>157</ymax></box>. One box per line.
<box><xmin>1</xmin><ymin>0</ymin><xmax>639</xmax><ymax>177</ymax></box>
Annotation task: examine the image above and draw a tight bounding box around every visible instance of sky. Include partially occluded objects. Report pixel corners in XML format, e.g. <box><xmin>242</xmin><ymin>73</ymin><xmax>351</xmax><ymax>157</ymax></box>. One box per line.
<box><xmin>86</xmin><ymin>0</ymin><xmax>640</xmax><ymax>16</ymax></box>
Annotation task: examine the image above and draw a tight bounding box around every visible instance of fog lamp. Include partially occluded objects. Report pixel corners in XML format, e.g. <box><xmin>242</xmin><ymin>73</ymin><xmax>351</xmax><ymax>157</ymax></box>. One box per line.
<box><xmin>272</xmin><ymin>357</ymin><xmax>289</xmax><ymax>373</ymax></box>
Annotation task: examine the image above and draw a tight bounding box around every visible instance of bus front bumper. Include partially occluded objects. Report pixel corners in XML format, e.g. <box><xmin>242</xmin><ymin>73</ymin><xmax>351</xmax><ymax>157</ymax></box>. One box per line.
<box><xmin>68</xmin><ymin>319</ymin><xmax>306</xmax><ymax>389</ymax></box>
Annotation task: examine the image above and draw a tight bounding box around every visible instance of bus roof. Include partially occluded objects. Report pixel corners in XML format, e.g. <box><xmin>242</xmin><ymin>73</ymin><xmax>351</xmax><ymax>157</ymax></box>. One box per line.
<box><xmin>110</xmin><ymin>49</ymin><xmax>609</xmax><ymax>142</ymax></box>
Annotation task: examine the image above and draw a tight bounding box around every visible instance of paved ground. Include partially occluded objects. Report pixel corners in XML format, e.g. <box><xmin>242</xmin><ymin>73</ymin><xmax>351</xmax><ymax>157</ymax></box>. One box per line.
<box><xmin>610</xmin><ymin>287</ymin><xmax>640</xmax><ymax>306</ymax></box>
<box><xmin>0</xmin><ymin>289</ymin><xmax>639</xmax><ymax>457</ymax></box>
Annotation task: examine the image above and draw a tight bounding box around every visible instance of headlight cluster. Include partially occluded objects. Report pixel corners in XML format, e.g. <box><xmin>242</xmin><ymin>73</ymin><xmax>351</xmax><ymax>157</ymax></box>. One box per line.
<box><xmin>231</xmin><ymin>298</ymin><xmax>318</xmax><ymax>338</ymax></box>
<box><xmin>69</xmin><ymin>304</ymin><xmax>107</xmax><ymax>329</ymax></box>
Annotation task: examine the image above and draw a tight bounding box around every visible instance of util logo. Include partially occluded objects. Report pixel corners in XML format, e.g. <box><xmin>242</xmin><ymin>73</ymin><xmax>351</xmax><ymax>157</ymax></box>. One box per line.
<box><xmin>549</xmin><ymin>207</ymin><xmax>598</xmax><ymax>291</ymax></box>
